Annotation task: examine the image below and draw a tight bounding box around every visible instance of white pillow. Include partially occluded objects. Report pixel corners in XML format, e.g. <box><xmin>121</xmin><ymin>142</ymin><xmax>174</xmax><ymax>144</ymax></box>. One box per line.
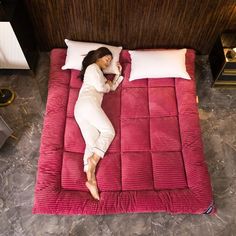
<box><xmin>128</xmin><ymin>49</ymin><xmax>191</xmax><ymax>81</ymax></box>
<box><xmin>62</xmin><ymin>39</ymin><xmax>122</xmax><ymax>74</ymax></box>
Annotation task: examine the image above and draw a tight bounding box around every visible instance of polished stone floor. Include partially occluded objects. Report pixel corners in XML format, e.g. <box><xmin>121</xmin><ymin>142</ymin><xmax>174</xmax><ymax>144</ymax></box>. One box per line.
<box><xmin>0</xmin><ymin>53</ymin><xmax>236</xmax><ymax>236</ymax></box>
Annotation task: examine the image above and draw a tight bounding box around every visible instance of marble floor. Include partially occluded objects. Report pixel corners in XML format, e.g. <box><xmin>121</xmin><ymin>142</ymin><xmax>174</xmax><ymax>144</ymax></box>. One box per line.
<box><xmin>0</xmin><ymin>53</ymin><xmax>236</xmax><ymax>236</ymax></box>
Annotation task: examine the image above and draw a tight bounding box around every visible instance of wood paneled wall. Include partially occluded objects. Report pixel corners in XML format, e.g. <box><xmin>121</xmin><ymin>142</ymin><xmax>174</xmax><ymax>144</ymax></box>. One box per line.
<box><xmin>226</xmin><ymin>4</ymin><xmax>236</xmax><ymax>31</ymax></box>
<box><xmin>24</xmin><ymin>0</ymin><xmax>236</xmax><ymax>54</ymax></box>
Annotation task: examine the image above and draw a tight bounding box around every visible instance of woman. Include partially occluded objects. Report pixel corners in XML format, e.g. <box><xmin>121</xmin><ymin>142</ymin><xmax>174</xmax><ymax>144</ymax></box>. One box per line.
<box><xmin>74</xmin><ymin>47</ymin><xmax>123</xmax><ymax>200</ymax></box>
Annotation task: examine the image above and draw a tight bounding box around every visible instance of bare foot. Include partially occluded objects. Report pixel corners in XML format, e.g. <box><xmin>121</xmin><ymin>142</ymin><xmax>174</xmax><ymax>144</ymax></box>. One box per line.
<box><xmin>86</xmin><ymin>158</ymin><xmax>96</xmax><ymax>182</ymax></box>
<box><xmin>86</xmin><ymin>180</ymin><xmax>100</xmax><ymax>200</ymax></box>
<box><xmin>86</xmin><ymin>167</ymin><xmax>94</xmax><ymax>182</ymax></box>
<box><xmin>86</xmin><ymin>155</ymin><xmax>100</xmax><ymax>182</ymax></box>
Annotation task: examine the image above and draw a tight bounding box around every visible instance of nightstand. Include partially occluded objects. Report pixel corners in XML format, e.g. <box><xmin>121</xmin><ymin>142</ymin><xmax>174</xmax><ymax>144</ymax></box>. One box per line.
<box><xmin>209</xmin><ymin>32</ymin><xmax>236</xmax><ymax>88</ymax></box>
<box><xmin>0</xmin><ymin>0</ymin><xmax>38</xmax><ymax>71</ymax></box>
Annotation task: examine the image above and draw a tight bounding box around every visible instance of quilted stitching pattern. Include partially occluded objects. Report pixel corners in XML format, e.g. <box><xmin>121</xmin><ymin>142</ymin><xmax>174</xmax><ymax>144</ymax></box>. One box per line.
<box><xmin>33</xmin><ymin>49</ymin><xmax>214</xmax><ymax>215</ymax></box>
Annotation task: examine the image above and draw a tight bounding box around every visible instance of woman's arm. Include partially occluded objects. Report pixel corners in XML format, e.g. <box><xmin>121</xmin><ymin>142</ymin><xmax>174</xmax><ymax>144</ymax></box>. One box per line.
<box><xmin>106</xmin><ymin>80</ymin><xmax>113</xmax><ymax>88</ymax></box>
<box><xmin>110</xmin><ymin>62</ymin><xmax>123</xmax><ymax>91</ymax></box>
<box><xmin>110</xmin><ymin>75</ymin><xmax>124</xmax><ymax>91</ymax></box>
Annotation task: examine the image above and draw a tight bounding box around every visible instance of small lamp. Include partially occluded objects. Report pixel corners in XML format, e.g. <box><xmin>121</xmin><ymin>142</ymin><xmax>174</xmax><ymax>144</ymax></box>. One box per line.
<box><xmin>0</xmin><ymin>88</ymin><xmax>15</xmax><ymax>107</ymax></box>
<box><xmin>226</xmin><ymin>47</ymin><xmax>236</xmax><ymax>60</ymax></box>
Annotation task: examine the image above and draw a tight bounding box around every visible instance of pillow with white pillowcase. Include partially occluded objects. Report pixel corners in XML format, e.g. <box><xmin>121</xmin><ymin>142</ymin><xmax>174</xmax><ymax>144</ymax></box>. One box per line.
<box><xmin>62</xmin><ymin>39</ymin><xmax>122</xmax><ymax>74</ymax></box>
<box><xmin>128</xmin><ymin>49</ymin><xmax>191</xmax><ymax>81</ymax></box>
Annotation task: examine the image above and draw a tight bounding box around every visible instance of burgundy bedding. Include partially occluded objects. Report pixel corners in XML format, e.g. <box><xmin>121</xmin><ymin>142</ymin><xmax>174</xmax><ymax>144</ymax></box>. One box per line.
<box><xmin>33</xmin><ymin>48</ymin><xmax>214</xmax><ymax>215</ymax></box>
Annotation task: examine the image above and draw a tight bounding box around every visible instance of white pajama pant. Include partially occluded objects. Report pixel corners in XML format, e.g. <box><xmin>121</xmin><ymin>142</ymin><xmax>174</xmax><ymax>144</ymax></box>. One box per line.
<box><xmin>74</xmin><ymin>98</ymin><xmax>115</xmax><ymax>172</ymax></box>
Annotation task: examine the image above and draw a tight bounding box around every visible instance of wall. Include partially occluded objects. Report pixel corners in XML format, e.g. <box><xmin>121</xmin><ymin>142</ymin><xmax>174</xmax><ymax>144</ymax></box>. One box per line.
<box><xmin>226</xmin><ymin>4</ymin><xmax>236</xmax><ymax>31</ymax></box>
<box><xmin>24</xmin><ymin>0</ymin><xmax>236</xmax><ymax>54</ymax></box>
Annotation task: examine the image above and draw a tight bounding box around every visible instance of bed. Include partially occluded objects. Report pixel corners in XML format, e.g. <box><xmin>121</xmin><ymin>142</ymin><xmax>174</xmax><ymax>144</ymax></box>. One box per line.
<box><xmin>33</xmin><ymin>48</ymin><xmax>214</xmax><ymax>215</ymax></box>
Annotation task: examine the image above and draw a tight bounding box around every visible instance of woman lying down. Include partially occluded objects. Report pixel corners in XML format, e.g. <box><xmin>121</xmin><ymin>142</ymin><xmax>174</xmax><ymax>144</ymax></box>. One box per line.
<box><xmin>74</xmin><ymin>47</ymin><xmax>124</xmax><ymax>200</ymax></box>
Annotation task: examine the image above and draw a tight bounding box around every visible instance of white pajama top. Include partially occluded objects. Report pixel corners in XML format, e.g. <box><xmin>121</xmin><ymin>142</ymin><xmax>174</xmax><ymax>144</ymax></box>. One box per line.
<box><xmin>77</xmin><ymin>63</ymin><xmax>111</xmax><ymax>106</ymax></box>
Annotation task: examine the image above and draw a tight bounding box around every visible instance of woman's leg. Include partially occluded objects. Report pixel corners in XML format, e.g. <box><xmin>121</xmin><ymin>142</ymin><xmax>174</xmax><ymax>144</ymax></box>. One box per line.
<box><xmin>85</xmin><ymin>105</ymin><xmax>115</xmax><ymax>159</ymax></box>
<box><xmin>74</xmin><ymin>116</ymin><xmax>101</xmax><ymax>199</ymax></box>
<box><xmin>74</xmin><ymin>102</ymin><xmax>115</xmax><ymax>200</ymax></box>
<box><xmin>84</xmin><ymin>107</ymin><xmax>116</xmax><ymax>200</ymax></box>
<box><xmin>80</xmin><ymin>108</ymin><xmax>115</xmax><ymax>200</ymax></box>
<box><xmin>75</xmin><ymin>100</ymin><xmax>115</xmax><ymax>166</ymax></box>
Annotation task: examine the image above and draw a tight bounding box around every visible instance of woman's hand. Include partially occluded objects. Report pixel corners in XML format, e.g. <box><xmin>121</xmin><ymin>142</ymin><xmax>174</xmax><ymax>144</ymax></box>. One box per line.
<box><xmin>106</xmin><ymin>80</ymin><xmax>113</xmax><ymax>88</ymax></box>
<box><xmin>116</xmin><ymin>62</ymin><xmax>122</xmax><ymax>75</ymax></box>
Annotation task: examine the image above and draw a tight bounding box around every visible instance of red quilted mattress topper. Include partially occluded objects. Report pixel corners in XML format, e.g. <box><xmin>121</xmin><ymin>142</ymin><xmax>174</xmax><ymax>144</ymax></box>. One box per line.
<box><xmin>33</xmin><ymin>49</ymin><xmax>214</xmax><ymax>215</ymax></box>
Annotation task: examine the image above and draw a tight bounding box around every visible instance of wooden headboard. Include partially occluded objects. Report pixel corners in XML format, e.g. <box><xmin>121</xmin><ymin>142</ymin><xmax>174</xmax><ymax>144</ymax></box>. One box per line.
<box><xmin>24</xmin><ymin>0</ymin><xmax>236</xmax><ymax>54</ymax></box>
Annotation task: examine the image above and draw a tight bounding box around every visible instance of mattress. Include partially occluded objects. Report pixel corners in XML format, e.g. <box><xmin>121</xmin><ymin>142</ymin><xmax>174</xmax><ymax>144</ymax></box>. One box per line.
<box><xmin>33</xmin><ymin>48</ymin><xmax>214</xmax><ymax>215</ymax></box>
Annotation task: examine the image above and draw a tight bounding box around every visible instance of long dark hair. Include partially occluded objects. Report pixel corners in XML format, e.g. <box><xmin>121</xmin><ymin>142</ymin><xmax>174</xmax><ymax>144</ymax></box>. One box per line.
<box><xmin>80</xmin><ymin>47</ymin><xmax>113</xmax><ymax>81</ymax></box>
